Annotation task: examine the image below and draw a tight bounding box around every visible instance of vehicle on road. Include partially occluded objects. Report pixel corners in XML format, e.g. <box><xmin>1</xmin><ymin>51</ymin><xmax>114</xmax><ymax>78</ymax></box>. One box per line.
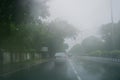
<box><xmin>54</xmin><ymin>52</ymin><xmax>68</xmax><ymax>66</ymax></box>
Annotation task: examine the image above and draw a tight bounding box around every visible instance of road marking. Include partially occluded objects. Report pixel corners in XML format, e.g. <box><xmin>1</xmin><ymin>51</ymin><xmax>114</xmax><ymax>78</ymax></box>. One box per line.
<box><xmin>74</xmin><ymin>70</ymin><xmax>77</xmax><ymax>74</ymax></box>
<box><xmin>77</xmin><ymin>75</ymin><xmax>82</xmax><ymax>80</ymax></box>
<box><xmin>68</xmin><ymin>59</ymin><xmax>82</xmax><ymax>80</ymax></box>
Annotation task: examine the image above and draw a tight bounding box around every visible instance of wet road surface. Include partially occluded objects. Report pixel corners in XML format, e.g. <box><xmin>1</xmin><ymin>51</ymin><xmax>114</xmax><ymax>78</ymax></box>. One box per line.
<box><xmin>73</xmin><ymin>57</ymin><xmax>120</xmax><ymax>80</ymax></box>
<box><xmin>0</xmin><ymin>57</ymin><xmax>120</xmax><ymax>80</ymax></box>
<box><xmin>0</xmin><ymin>60</ymin><xmax>78</xmax><ymax>80</ymax></box>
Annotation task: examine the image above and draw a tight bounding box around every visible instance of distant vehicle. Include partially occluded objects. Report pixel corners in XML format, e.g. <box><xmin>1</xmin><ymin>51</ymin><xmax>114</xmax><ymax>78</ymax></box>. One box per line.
<box><xmin>54</xmin><ymin>52</ymin><xmax>67</xmax><ymax>66</ymax></box>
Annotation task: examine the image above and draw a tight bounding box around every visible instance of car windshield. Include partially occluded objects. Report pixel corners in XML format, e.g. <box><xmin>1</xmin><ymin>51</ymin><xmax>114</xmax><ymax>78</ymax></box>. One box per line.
<box><xmin>0</xmin><ymin>0</ymin><xmax>120</xmax><ymax>80</ymax></box>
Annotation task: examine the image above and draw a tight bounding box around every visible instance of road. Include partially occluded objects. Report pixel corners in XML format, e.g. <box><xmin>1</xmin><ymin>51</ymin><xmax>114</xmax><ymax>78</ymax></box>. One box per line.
<box><xmin>0</xmin><ymin>57</ymin><xmax>120</xmax><ymax>80</ymax></box>
<box><xmin>0</xmin><ymin>59</ymin><xmax>78</xmax><ymax>80</ymax></box>
<box><xmin>73</xmin><ymin>57</ymin><xmax>120</xmax><ymax>80</ymax></box>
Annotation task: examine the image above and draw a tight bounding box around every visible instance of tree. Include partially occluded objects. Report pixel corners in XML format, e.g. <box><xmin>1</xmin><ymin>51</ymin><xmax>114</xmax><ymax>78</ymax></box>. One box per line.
<box><xmin>69</xmin><ymin>44</ymin><xmax>84</xmax><ymax>55</ymax></box>
<box><xmin>100</xmin><ymin>21</ymin><xmax>120</xmax><ymax>50</ymax></box>
<box><xmin>0</xmin><ymin>0</ymin><xmax>51</xmax><ymax>63</ymax></box>
<box><xmin>81</xmin><ymin>36</ymin><xmax>104</xmax><ymax>53</ymax></box>
<box><xmin>0</xmin><ymin>0</ymin><xmax>49</xmax><ymax>51</ymax></box>
<box><xmin>44</xmin><ymin>20</ymin><xmax>78</xmax><ymax>56</ymax></box>
<box><xmin>70</xmin><ymin>36</ymin><xmax>104</xmax><ymax>55</ymax></box>
<box><xmin>0</xmin><ymin>0</ymin><xmax>77</xmax><ymax>59</ymax></box>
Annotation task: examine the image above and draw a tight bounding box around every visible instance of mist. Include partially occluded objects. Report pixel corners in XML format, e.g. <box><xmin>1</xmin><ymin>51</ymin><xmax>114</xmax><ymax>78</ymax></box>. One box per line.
<box><xmin>0</xmin><ymin>0</ymin><xmax>120</xmax><ymax>80</ymax></box>
<box><xmin>48</xmin><ymin>0</ymin><xmax>120</xmax><ymax>48</ymax></box>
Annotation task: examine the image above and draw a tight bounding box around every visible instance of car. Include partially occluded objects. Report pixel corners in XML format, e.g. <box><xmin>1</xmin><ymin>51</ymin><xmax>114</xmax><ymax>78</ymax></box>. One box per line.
<box><xmin>54</xmin><ymin>52</ymin><xmax>67</xmax><ymax>66</ymax></box>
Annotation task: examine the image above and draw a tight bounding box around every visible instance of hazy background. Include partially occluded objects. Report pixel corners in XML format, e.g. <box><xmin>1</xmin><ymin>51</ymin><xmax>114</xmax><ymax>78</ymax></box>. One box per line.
<box><xmin>47</xmin><ymin>0</ymin><xmax>120</xmax><ymax>50</ymax></box>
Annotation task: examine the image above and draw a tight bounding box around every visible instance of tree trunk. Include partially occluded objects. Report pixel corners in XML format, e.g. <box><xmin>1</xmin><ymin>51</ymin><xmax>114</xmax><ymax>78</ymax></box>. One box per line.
<box><xmin>0</xmin><ymin>50</ymin><xmax>3</xmax><ymax>72</ymax></box>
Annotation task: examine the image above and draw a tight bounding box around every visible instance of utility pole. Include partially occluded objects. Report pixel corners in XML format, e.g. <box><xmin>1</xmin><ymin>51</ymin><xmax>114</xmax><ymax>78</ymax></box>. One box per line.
<box><xmin>110</xmin><ymin>0</ymin><xmax>114</xmax><ymax>23</ymax></box>
<box><xmin>110</xmin><ymin>0</ymin><xmax>115</xmax><ymax>50</ymax></box>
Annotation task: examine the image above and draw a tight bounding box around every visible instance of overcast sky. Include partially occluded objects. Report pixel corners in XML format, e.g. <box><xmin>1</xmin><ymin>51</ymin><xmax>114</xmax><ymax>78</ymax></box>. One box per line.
<box><xmin>47</xmin><ymin>0</ymin><xmax>120</xmax><ymax>49</ymax></box>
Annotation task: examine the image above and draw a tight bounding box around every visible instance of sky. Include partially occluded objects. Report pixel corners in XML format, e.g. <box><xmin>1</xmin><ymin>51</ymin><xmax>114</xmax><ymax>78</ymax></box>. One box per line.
<box><xmin>47</xmin><ymin>0</ymin><xmax>120</xmax><ymax>50</ymax></box>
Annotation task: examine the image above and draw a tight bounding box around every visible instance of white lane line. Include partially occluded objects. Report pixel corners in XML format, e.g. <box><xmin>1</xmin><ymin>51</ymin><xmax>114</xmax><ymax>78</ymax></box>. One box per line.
<box><xmin>77</xmin><ymin>75</ymin><xmax>82</xmax><ymax>80</ymax></box>
<box><xmin>74</xmin><ymin>70</ymin><xmax>77</xmax><ymax>74</ymax></box>
<box><xmin>69</xmin><ymin>59</ymin><xmax>82</xmax><ymax>80</ymax></box>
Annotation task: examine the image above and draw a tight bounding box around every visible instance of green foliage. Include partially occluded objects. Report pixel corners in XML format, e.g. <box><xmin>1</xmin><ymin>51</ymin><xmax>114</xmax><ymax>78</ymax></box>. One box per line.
<box><xmin>70</xmin><ymin>20</ymin><xmax>120</xmax><ymax>58</ymax></box>
<box><xmin>88</xmin><ymin>50</ymin><xmax>120</xmax><ymax>58</ymax></box>
<box><xmin>69</xmin><ymin>44</ymin><xmax>84</xmax><ymax>55</ymax></box>
<box><xmin>80</xmin><ymin>21</ymin><xmax>120</xmax><ymax>57</ymax></box>
<box><xmin>1</xmin><ymin>21</ymin><xmax>73</xmax><ymax>54</ymax></box>
<box><xmin>48</xmin><ymin>20</ymin><xmax>78</xmax><ymax>38</ymax></box>
<box><xmin>89</xmin><ymin>50</ymin><xmax>103</xmax><ymax>56</ymax></box>
<box><xmin>47</xmin><ymin>20</ymin><xmax>78</xmax><ymax>56</ymax></box>
<box><xmin>69</xmin><ymin>36</ymin><xmax>104</xmax><ymax>56</ymax></box>
<box><xmin>111</xmin><ymin>50</ymin><xmax>120</xmax><ymax>58</ymax></box>
<box><xmin>101</xmin><ymin>21</ymin><xmax>120</xmax><ymax>50</ymax></box>
<box><xmin>81</xmin><ymin>36</ymin><xmax>104</xmax><ymax>53</ymax></box>
<box><xmin>0</xmin><ymin>0</ymin><xmax>78</xmax><ymax>58</ymax></box>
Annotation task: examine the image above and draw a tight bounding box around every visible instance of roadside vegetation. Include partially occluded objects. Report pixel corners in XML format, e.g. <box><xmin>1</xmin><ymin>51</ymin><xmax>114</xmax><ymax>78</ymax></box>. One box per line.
<box><xmin>0</xmin><ymin>0</ymin><xmax>78</xmax><ymax>66</ymax></box>
<box><xmin>70</xmin><ymin>21</ymin><xmax>120</xmax><ymax>58</ymax></box>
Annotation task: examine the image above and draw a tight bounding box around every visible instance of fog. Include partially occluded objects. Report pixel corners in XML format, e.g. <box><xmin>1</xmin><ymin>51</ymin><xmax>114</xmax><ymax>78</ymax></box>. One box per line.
<box><xmin>1</xmin><ymin>1</ymin><xmax>120</xmax><ymax>80</ymax></box>
<box><xmin>48</xmin><ymin>0</ymin><xmax>120</xmax><ymax>48</ymax></box>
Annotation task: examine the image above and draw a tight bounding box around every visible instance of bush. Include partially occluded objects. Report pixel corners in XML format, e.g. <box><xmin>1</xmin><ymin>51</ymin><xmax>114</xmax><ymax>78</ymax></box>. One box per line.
<box><xmin>88</xmin><ymin>50</ymin><xmax>120</xmax><ymax>58</ymax></box>
<box><xmin>89</xmin><ymin>50</ymin><xmax>102</xmax><ymax>56</ymax></box>
<box><xmin>111</xmin><ymin>50</ymin><xmax>120</xmax><ymax>58</ymax></box>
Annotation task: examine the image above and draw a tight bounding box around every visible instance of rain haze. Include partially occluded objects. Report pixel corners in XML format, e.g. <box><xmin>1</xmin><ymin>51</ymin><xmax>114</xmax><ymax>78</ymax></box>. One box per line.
<box><xmin>1</xmin><ymin>0</ymin><xmax>120</xmax><ymax>80</ymax></box>
<box><xmin>48</xmin><ymin>0</ymin><xmax>120</xmax><ymax>48</ymax></box>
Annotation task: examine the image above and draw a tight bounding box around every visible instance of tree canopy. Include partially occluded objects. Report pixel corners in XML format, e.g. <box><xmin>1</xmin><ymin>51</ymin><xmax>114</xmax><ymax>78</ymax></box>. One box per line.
<box><xmin>0</xmin><ymin>0</ymin><xmax>78</xmax><ymax>57</ymax></box>
<box><xmin>100</xmin><ymin>21</ymin><xmax>120</xmax><ymax>50</ymax></box>
<box><xmin>69</xmin><ymin>36</ymin><xmax>104</xmax><ymax>55</ymax></box>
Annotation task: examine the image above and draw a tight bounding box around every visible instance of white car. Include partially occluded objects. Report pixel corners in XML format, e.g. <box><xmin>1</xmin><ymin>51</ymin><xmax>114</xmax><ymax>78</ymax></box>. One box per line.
<box><xmin>54</xmin><ymin>52</ymin><xmax>67</xmax><ymax>66</ymax></box>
